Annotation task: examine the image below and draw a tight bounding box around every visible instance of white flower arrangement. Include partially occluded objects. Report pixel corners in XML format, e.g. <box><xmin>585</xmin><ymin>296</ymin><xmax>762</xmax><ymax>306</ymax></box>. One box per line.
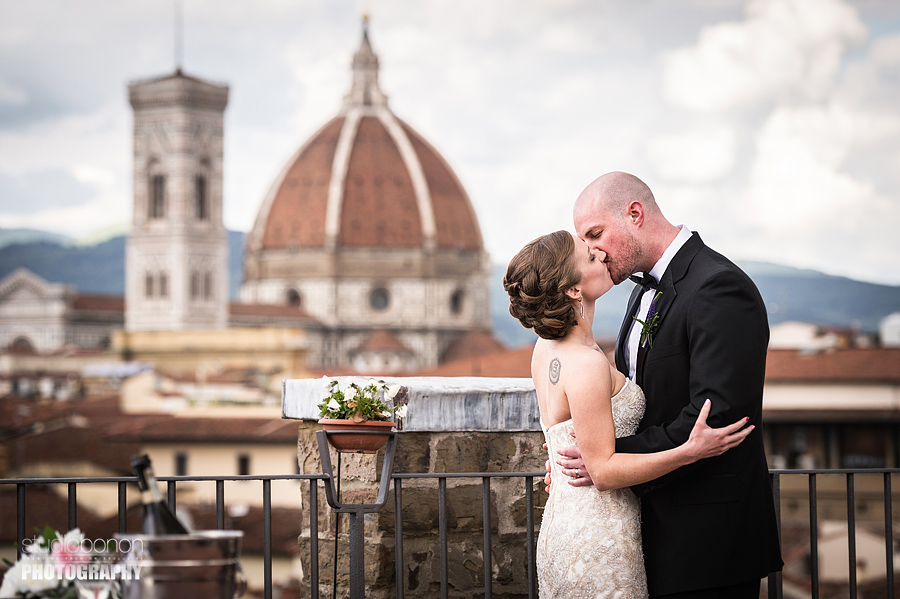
<box><xmin>317</xmin><ymin>377</ymin><xmax>407</xmax><ymax>423</ymax></box>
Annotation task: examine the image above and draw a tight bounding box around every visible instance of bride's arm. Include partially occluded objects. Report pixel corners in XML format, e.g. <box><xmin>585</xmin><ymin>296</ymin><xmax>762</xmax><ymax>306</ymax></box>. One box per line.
<box><xmin>567</xmin><ymin>354</ymin><xmax>752</xmax><ymax>492</ymax></box>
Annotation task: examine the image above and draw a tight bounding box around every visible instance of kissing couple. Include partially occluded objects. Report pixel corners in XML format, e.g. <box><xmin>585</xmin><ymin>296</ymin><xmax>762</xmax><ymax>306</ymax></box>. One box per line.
<box><xmin>504</xmin><ymin>172</ymin><xmax>783</xmax><ymax>598</ymax></box>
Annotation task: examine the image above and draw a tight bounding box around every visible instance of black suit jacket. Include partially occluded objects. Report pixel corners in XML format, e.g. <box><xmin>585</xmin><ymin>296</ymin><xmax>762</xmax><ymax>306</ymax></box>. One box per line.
<box><xmin>614</xmin><ymin>233</ymin><xmax>783</xmax><ymax>596</ymax></box>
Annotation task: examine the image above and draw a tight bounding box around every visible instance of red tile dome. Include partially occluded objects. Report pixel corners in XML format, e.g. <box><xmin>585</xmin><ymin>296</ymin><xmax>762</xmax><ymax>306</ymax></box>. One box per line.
<box><xmin>246</xmin><ymin>26</ymin><xmax>483</xmax><ymax>255</ymax></box>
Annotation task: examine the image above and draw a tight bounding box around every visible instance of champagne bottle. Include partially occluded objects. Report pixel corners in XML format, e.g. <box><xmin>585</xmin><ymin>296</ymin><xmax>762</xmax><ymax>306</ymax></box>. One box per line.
<box><xmin>131</xmin><ymin>454</ymin><xmax>189</xmax><ymax>535</ymax></box>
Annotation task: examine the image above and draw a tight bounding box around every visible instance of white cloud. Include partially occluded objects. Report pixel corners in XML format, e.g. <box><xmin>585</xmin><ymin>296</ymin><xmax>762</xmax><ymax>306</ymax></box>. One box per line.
<box><xmin>646</xmin><ymin>126</ymin><xmax>737</xmax><ymax>182</ymax></box>
<box><xmin>1</xmin><ymin>0</ymin><xmax>899</xmax><ymax>286</ymax></box>
<box><xmin>739</xmin><ymin>104</ymin><xmax>893</xmax><ymax>227</ymax></box>
<box><xmin>662</xmin><ymin>0</ymin><xmax>866</xmax><ymax>111</ymax></box>
<box><xmin>0</xmin><ymin>78</ymin><xmax>27</xmax><ymax>106</ymax></box>
<box><xmin>725</xmin><ymin>102</ymin><xmax>900</xmax><ymax>283</ymax></box>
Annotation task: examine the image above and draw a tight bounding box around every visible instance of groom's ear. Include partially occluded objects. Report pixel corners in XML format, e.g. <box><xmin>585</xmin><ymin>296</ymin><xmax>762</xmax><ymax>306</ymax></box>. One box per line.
<box><xmin>627</xmin><ymin>201</ymin><xmax>645</xmax><ymax>226</ymax></box>
<box><xmin>565</xmin><ymin>286</ymin><xmax>581</xmax><ymax>301</ymax></box>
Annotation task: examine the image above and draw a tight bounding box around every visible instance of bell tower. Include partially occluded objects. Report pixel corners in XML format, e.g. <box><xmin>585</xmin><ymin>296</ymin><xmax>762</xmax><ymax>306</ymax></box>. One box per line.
<box><xmin>125</xmin><ymin>70</ymin><xmax>229</xmax><ymax>331</ymax></box>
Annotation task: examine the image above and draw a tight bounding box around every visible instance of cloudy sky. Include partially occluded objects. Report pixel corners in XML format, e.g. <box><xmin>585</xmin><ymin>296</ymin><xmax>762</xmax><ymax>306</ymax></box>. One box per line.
<box><xmin>1</xmin><ymin>0</ymin><xmax>899</xmax><ymax>284</ymax></box>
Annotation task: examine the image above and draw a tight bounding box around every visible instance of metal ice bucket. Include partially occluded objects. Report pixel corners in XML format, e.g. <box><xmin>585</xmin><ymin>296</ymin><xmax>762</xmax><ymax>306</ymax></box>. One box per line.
<box><xmin>115</xmin><ymin>530</ymin><xmax>246</xmax><ymax>599</ymax></box>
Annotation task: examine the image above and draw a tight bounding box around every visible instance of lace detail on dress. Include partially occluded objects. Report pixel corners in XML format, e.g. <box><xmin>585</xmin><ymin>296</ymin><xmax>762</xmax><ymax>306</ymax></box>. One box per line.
<box><xmin>537</xmin><ymin>378</ymin><xmax>648</xmax><ymax>599</ymax></box>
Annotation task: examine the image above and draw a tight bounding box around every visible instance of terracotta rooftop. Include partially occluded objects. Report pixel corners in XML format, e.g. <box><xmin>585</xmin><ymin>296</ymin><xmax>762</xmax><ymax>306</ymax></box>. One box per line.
<box><xmin>71</xmin><ymin>293</ymin><xmax>125</xmax><ymax>312</ymax></box>
<box><xmin>0</xmin><ymin>486</ymin><xmax>103</xmax><ymax>544</ymax></box>
<box><xmin>340</xmin><ymin>115</ymin><xmax>423</xmax><ymax>248</ymax></box>
<box><xmin>401</xmin><ymin>120</ymin><xmax>482</xmax><ymax>250</ymax></box>
<box><xmin>35</xmin><ymin>295</ymin><xmax>321</xmax><ymax>325</ymax></box>
<box><xmin>258</xmin><ymin>117</ymin><xmax>341</xmax><ymax>250</ymax></box>
<box><xmin>4</xmin><ymin>423</ymin><xmax>140</xmax><ymax>476</ymax></box>
<box><xmin>355</xmin><ymin>329</ymin><xmax>411</xmax><ymax>354</ymax></box>
<box><xmin>765</xmin><ymin>348</ymin><xmax>900</xmax><ymax>383</ymax></box>
<box><xmin>105</xmin><ymin>417</ymin><xmax>299</xmax><ymax>444</ymax></box>
<box><xmin>228</xmin><ymin>302</ymin><xmax>315</xmax><ymax>320</ymax></box>
<box><xmin>441</xmin><ymin>330</ymin><xmax>506</xmax><ymax>363</ymax></box>
<box><xmin>414</xmin><ymin>345</ymin><xmax>534</xmax><ymax>378</ymax></box>
<box><xmin>0</xmin><ymin>396</ymin><xmax>125</xmax><ymax>438</ymax></box>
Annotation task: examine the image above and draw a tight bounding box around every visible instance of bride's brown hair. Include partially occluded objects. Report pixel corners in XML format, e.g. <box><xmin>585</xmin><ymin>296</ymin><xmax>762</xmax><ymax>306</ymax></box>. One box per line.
<box><xmin>503</xmin><ymin>230</ymin><xmax>581</xmax><ymax>340</ymax></box>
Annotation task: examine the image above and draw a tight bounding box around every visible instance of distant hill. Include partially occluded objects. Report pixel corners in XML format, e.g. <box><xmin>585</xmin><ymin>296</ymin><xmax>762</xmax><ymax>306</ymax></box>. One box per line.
<box><xmin>0</xmin><ymin>228</ymin><xmax>72</xmax><ymax>250</ymax></box>
<box><xmin>1</xmin><ymin>229</ymin><xmax>897</xmax><ymax>346</ymax></box>
<box><xmin>492</xmin><ymin>261</ymin><xmax>900</xmax><ymax>345</ymax></box>
<box><xmin>0</xmin><ymin>230</ymin><xmax>246</xmax><ymax>299</ymax></box>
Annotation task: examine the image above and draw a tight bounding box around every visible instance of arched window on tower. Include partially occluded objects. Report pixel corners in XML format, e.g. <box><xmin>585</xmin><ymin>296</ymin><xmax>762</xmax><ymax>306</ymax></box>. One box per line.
<box><xmin>145</xmin><ymin>273</ymin><xmax>154</xmax><ymax>298</ymax></box>
<box><xmin>203</xmin><ymin>272</ymin><xmax>212</xmax><ymax>300</ymax></box>
<box><xmin>450</xmin><ymin>288</ymin><xmax>465</xmax><ymax>315</ymax></box>
<box><xmin>150</xmin><ymin>175</ymin><xmax>166</xmax><ymax>219</ymax></box>
<box><xmin>195</xmin><ymin>174</ymin><xmax>208</xmax><ymax>221</ymax></box>
<box><xmin>286</xmin><ymin>289</ymin><xmax>302</xmax><ymax>308</ymax></box>
<box><xmin>159</xmin><ymin>272</ymin><xmax>168</xmax><ymax>297</ymax></box>
<box><xmin>190</xmin><ymin>272</ymin><xmax>200</xmax><ymax>300</ymax></box>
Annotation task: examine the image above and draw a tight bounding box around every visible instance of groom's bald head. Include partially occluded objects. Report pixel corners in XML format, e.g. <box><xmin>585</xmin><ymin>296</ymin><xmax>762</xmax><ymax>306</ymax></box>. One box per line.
<box><xmin>574</xmin><ymin>172</ymin><xmax>659</xmax><ymax>223</ymax></box>
<box><xmin>573</xmin><ymin>172</ymin><xmax>675</xmax><ymax>283</ymax></box>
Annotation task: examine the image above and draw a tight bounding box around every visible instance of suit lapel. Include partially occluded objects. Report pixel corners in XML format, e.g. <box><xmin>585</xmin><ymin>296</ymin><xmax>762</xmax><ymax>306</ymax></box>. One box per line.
<box><xmin>635</xmin><ymin>232</ymin><xmax>705</xmax><ymax>385</ymax></box>
<box><xmin>615</xmin><ymin>284</ymin><xmax>643</xmax><ymax>377</ymax></box>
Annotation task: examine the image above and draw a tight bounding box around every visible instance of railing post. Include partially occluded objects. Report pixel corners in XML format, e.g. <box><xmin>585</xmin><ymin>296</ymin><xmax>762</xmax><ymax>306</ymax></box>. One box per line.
<box><xmin>847</xmin><ymin>473</ymin><xmax>857</xmax><ymax>599</ymax></box>
<box><xmin>885</xmin><ymin>473</ymin><xmax>894</xmax><ymax>598</ymax></box>
<box><xmin>118</xmin><ymin>481</ymin><xmax>128</xmax><ymax>534</ymax></box>
<box><xmin>216</xmin><ymin>479</ymin><xmax>225</xmax><ymax>530</ymax></box>
<box><xmin>348</xmin><ymin>507</ymin><xmax>365</xmax><ymax>598</ymax></box>
<box><xmin>263</xmin><ymin>479</ymin><xmax>272</xmax><ymax>599</ymax></box>
<box><xmin>525</xmin><ymin>476</ymin><xmax>536</xmax><ymax>599</ymax></box>
<box><xmin>309</xmin><ymin>479</ymin><xmax>319</xmax><ymax>599</ymax></box>
<box><xmin>394</xmin><ymin>477</ymin><xmax>404</xmax><ymax>599</ymax></box>
<box><xmin>67</xmin><ymin>482</ymin><xmax>77</xmax><ymax>530</ymax></box>
<box><xmin>16</xmin><ymin>483</ymin><xmax>25</xmax><ymax>559</ymax></box>
<box><xmin>809</xmin><ymin>473</ymin><xmax>818</xmax><ymax>599</ymax></box>
<box><xmin>167</xmin><ymin>479</ymin><xmax>176</xmax><ymax>514</ymax></box>
<box><xmin>768</xmin><ymin>472</ymin><xmax>783</xmax><ymax>599</ymax></box>
<box><xmin>482</xmin><ymin>476</ymin><xmax>492</xmax><ymax>599</ymax></box>
<box><xmin>439</xmin><ymin>476</ymin><xmax>448</xmax><ymax>599</ymax></box>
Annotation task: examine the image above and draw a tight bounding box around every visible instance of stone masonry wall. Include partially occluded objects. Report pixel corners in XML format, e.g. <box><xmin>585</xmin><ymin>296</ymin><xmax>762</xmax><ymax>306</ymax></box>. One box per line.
<box><xmin>294</xmin><ymin>419</ymin><xmax>548</xmax><ymax>599</ymax></box>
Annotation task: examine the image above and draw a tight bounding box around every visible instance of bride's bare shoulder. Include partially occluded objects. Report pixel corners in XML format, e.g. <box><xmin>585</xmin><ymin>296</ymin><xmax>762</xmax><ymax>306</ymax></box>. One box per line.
<box><xmin>533</xmin><ymin>339</ymin><xmax>608</xmax><ymax>379</ymax></box>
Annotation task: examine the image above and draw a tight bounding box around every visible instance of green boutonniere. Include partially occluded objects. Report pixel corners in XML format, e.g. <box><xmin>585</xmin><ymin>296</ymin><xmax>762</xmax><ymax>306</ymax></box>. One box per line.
<box><xmin>633</xmin><ymin>291</ymin><xmax>663</xmax><ymax>348</ymax></box>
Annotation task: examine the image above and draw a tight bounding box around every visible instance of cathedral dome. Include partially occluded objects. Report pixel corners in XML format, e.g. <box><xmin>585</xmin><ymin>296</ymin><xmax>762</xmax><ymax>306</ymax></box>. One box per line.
<box><xmin>245</xmin><ymin>25</ymin><xmax>483</xmax><ymax>256</ymax></box>
<box><xmin>240</xmin><ymin>21</ymin><xmax>493</xmax><ymax>373</ymax></box>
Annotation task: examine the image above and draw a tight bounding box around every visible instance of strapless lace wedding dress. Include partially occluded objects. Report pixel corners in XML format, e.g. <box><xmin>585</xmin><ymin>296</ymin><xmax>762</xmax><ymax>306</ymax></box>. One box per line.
<box><xmin>537</xmin><ymin>378</ymin><xmax>648</xmax><ymax>599</ymax></box>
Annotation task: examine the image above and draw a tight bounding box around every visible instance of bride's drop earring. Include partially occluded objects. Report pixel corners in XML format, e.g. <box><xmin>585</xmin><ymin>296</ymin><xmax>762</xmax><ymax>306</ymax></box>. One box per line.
<box><xmin>579</xmin><ymin>299</ymin><xmax>585</xmax><ymax>319</ymax></box>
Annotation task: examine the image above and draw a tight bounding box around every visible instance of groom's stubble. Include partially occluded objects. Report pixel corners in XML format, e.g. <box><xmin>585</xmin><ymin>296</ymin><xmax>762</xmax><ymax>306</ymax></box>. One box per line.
<box><xmin>606</xmin><ymin>224</ymin><xmax>643</xmax><ymax>285</ymax></box>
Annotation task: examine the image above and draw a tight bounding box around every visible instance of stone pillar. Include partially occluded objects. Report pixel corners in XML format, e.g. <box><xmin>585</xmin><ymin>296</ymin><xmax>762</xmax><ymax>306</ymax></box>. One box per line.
<box><xmin>284</xmin><ymin>377</ymin><xmax>547</xmax><ymax>599</ymax></box>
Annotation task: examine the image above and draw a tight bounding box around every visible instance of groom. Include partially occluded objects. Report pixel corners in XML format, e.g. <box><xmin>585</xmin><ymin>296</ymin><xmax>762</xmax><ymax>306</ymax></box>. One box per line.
<box><xmin>557</xmin><ymin>172</ymin><xmax>783</xmax><ymax>598</ymax></box>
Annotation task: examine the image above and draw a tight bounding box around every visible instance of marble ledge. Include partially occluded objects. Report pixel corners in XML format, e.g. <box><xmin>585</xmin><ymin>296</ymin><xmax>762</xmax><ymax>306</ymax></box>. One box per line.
<box><xmin>282</xmin><ymin>376</ymin><xmax>540</xmax><ymax>432</ymax></box>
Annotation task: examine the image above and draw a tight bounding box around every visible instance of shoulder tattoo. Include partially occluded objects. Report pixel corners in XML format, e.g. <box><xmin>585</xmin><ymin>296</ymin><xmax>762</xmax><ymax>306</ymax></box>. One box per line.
<box><xmin>549</xmin><ymin>358</ymin><xmax>561</xmax><ymax>385</ymax></box>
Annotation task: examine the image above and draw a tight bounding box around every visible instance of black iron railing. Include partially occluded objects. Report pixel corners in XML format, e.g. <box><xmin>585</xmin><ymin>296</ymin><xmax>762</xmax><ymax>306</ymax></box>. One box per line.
<box><xmin>3</xmin><ymin>469</ymin><xmax>899</xmax><ymax>599</ymax></box>
<box><xmin>0</xmin><ymin>474</ymin><xmax>327</xmax><ymax>599</ymax></box>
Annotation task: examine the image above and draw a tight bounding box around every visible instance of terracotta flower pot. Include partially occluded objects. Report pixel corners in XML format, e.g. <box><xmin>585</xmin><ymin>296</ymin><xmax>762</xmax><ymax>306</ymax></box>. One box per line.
<box><xmin>318</xmin><ymin>419</ymin><xmax>396</xmax><ymax>453</ymax></box>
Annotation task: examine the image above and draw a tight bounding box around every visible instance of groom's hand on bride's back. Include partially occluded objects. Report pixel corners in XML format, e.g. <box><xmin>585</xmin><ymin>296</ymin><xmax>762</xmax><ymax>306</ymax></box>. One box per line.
<box><xmin>555</xmin><ymin>444</ymin><xmax>595</xmax><ymax>488</ymax></box>
<box><xmin>543</xmin><ymin>442</ymin><xmax>593</xmax><ymax>490</ymax></box>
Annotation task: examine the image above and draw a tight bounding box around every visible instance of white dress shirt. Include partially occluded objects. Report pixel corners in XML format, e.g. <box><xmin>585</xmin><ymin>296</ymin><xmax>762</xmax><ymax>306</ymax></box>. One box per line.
<box><xmin>626</xmin><ymin>225</ymin><xmax>692</xmax><ymax>381</ymax></box>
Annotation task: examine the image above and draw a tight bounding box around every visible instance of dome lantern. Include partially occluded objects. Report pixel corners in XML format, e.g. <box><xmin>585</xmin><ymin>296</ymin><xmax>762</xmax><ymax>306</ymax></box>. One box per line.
<box><xmin>343</xmin><ymin>16</ymin><xmax>388</xmax><ymax>109</ymax></box>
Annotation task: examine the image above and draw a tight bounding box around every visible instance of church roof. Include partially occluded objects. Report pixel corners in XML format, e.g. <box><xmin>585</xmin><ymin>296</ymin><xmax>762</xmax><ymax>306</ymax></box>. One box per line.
<box><xmin>246</xmin><ymin>22</ymin><xmax>483</xmax><ymax>254</ymax></box>
<box><xmin>354</xmin><ymin>329</ymin><xmax>413</xmax><ymax>354</ymax></box>
<box><xmin>440</xmin><ymin>329</ymin><xmax>507</xmax><ymax>363</ymax></box>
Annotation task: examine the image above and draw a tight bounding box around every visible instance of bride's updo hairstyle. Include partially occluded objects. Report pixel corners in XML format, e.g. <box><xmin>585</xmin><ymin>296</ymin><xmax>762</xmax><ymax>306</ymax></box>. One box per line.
<box><xmin>504</xmin><ymin>230</ymin><xmax>581</xmax><ymax>340</ymax></box>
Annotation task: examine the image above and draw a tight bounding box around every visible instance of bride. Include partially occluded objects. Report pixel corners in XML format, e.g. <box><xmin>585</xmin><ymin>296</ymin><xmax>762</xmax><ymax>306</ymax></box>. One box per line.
<box><xmin>503</xmin><ymin>230</ymin><xmax>752</xmax><ymax>599</ymax></box>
